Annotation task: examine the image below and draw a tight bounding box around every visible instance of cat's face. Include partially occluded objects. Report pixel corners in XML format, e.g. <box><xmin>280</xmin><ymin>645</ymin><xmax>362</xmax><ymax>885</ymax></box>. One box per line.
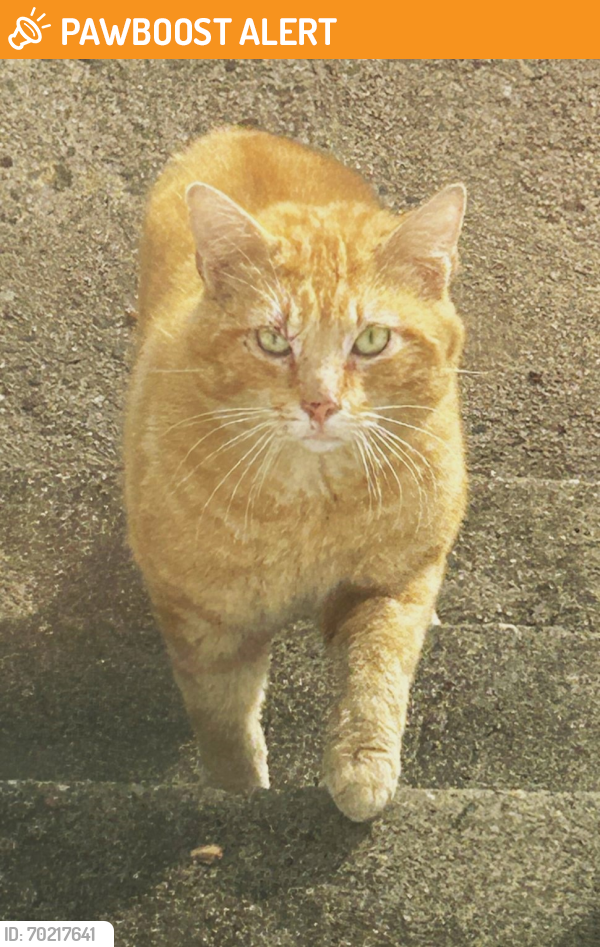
<box><xmin>186</xmin><ymin>185</ymin><xmax>465</xmax><ymax>457</ymax></box>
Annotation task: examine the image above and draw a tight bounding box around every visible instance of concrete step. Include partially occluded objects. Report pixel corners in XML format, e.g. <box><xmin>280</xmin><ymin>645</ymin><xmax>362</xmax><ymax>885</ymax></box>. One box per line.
<box><xmin>443</xmin><ymin>477</ymin><xmax>598</xmax><ymax>628</ymax></box>
<box><xmin>1</xmin><ymin>623</ymin><xmax>598</xmax><ymax>793</ymax></box>
<box><xmin>265</xmin><ymin>623</ymin><xmax>600</xmax><ymax>793</ymax></box>
<box><xmin>0</xmin><ymin>781</ymin><xmax>597</xmax><ymax>946</ymax></box>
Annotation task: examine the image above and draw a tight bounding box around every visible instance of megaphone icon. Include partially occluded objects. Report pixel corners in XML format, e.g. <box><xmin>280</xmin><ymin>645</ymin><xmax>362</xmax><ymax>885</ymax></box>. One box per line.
<box><xmin>9</xmin><ymin>9</ymin><xmax>50</xmax><ymax>49</ymax></box>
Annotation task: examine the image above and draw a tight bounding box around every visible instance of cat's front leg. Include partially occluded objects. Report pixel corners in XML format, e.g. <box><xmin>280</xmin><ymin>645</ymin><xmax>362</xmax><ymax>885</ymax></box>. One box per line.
<box><xmin>321</xmin><ymin>563</ymin><xmax>443</xmax><ymax>822</ymax></box>
<box><xmin>157</xmin><ymin>605</ymin><xmax>271</xmax><ymax>793</ymax></box>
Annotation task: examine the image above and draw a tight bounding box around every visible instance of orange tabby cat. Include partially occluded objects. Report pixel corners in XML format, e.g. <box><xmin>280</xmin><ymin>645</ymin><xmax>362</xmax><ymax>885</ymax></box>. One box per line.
<box><xmin>124</xmin><ymin>127</ymin><xmax>467</xmax><ymax>821</ymax></box>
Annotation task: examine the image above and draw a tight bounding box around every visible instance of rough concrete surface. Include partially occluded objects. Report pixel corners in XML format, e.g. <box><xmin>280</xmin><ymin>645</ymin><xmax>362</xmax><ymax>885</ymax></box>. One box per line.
<box><xmin>0</xmin><ymin>59</ymin><xmax>599</xmax><ymax>944</ymax></box>
<box><xmin>2</xmin><ymin>615</ymin><xmax>599</xmax><ymax>791</ymax></box>
<box><xmin>0</xmin><ymin>782</ymin><xmax>598</xmax><ymax>947</ymax></box>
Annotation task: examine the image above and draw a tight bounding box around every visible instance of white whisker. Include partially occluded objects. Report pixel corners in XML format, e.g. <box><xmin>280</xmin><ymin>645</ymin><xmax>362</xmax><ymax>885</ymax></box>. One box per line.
<box><xmin>370</xmin><ymin>426</ymin><xmax>427</xmax><ymax>533</ymax></box>
<box><xmin>374</xmin><ymin>421</ymin><xmax>441</xmax><ymax>529</ymax></box>
<box><xmin>166</xmin><ymin>416</ymin><xmax>267</xmax><ymax>491</ymax></box>
<box><xmin>175</xmin><ymin>420</ymin><xmax>274</xmax><ymax>492</ymax></box>
<box><xmin>245</xmin><ymin>438</ymin><xmax>282</xmax><ymax>535</ymax></box>
<box><xmin>150</xmin><ymin>368</ymin><xmax>210</xmax><ymax>374</ymax></box>
<box><xmin>225</xmin><ymin>430</ymin><xmax>277</xmax><ymax>520</ymax></box>
<box><xmin>353</xmin><ymin>436</ymin><xmax>375</xmax><ymax>515</ymax></box>
<box><xmin>365</xmin><ymin>413</ymin><xmax>450</xmax><ymax>449</ymax></box>
<box><xmin>445</xmin><ymin>368</ymin><xmax>494</xmax><ymax>375</ymax></box>
<box><xmin>369</xmin><ymin>424</ymin><xmax>428</xmax><ymax>485</ymax></box>
<box><xmin>354</xmin><ymin>432</ymin><xmax>381</xmax><ymax>516</ymax></box>
<box><xmin>366</xmin><ymin>429</ymin><xmax>404</xmax><ymax>519</ymax></box>
<box><xmin>370</xmin><ymin>422</ymin><xmax>439</xmax><ymax>485</ymax></box>
<box><xmin>162</xmin><ymin>407</ymin><xmax>271</xmax><ymax>438</ymax></box>
<box><xmin>374</xmin><ymin>404</ymin><xmax>436</xmax><ymax>413</ymax></box>
<box><xmin>359</xmin><ymin>431</ymin><xmax>384</xmax><ymax>514</ymax></box>
<box><xmin>195</xmin><ymin>426</ymin><xmax>276</xmax><ymax>542</ymax></box>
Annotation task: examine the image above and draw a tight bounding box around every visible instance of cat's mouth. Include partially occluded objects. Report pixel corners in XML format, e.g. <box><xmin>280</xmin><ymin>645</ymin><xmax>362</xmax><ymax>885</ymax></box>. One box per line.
<box><xmin>299</xmin><ymin>432</ymin><xmax>344</xmax><ymax>453</ymax></box>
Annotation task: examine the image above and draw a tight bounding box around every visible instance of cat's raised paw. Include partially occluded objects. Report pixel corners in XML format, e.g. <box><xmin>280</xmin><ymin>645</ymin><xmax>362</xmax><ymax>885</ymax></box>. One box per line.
<box><xmin>323</xmin><ymin>748</ymin><xmax>399</xmax><ymax>822</ymax></box>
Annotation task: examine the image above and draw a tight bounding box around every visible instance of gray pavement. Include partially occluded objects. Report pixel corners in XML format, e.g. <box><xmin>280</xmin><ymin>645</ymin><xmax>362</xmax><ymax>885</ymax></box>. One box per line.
<box><xmin>0</xmin><ymin>59</ymin><xmax>599</xmax><ymax>944</ymax></box>
<box><xmin>1</xmin><ymin>782</ymin><xmax>598</xmax><ymax>946</ymax></box>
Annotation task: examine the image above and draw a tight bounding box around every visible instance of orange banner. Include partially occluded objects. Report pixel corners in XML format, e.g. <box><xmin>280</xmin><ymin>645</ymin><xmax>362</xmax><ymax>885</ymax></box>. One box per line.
<box><xmin>3</xmin><ymin>0</ymin><xmax>599</xmax><ymax>58</ymax></box>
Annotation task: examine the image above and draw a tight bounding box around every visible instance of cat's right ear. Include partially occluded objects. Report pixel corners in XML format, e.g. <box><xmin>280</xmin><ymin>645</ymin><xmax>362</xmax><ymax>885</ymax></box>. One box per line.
<box><xmin>186</xmin><ymin>183</ymin><xmax>276</xmax><ymax>296</ymax></box>
<box><xmin>375</xmin><ymin>184</ymin><xmax>467</xmax><ymax>300</ymax></box>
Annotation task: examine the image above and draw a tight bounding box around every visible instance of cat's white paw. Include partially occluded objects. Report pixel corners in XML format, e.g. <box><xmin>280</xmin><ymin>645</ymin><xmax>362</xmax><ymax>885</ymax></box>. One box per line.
<box><xmin>323</xmin><ymin>745</ymin><xmax>400</xmax><ymax>822</ymax></box>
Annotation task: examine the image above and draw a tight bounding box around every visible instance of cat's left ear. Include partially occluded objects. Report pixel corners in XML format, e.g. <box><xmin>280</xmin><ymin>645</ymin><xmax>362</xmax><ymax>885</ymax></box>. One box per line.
<box><xmin>186</xmin><ymin>182</ymin><xmax>277</xmax><ymax>296</ymax></box>
<box><xmin>375</xmin><ymin>184</ymin><xmax>467</xmax><ymax>300</ymax></box>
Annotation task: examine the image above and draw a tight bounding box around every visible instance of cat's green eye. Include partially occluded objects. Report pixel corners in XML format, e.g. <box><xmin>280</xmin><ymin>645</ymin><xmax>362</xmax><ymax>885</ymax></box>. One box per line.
<box><xmin>353</xmin><ymin>325</ymin><xmax>391</xmax><ymax>357</ymax></box>
<box><xmin>257</xmin><ymin>327</ymin><xmax>291</xmax><ymax>356</ymax></box>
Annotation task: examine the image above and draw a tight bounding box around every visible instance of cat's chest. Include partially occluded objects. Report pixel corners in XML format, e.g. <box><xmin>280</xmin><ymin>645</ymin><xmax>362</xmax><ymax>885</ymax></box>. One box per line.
<box><xmin>188</xmin><ymin>498</ymin><xmax>417</xmax><ymax>628</ymax></box>
<box><xmin>141</xmin><ymin>444</ymin><xmax>428</xmax><ymax>626</ymax></box>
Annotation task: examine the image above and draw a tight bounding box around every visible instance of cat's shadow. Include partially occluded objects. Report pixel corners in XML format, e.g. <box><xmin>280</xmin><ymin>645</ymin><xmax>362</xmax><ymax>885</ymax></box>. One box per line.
<box><xmin>1</xmin><ymin>468</ymin><xmax>332</xmax><ymax>788</ymax></box>
<box><xmin>1</xmin><ymin>482</ymin><xmax>369</xmax><ymax>919</ymax></box>
<box><xmin>192</xmin><ymin>787</ymin><xmax>371</xmax><ymax>901</ymax></box>
<box><xmin>3</xmin><ymin>781</ymin><xmax>369</xmax><ymax>921</ymax></box>
<box><xmin>0</xmin><ymin>487</ymin><xmax>191</xmax><ymax>783</ymax></box>
<box><xmin>0</xmin><ymin>502</ymin><xmax>325</xmax><ymax>787</ymax></box>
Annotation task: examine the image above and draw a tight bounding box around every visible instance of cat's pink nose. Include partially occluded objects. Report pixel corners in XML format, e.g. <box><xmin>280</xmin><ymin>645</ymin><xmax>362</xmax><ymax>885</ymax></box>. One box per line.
<box><xmin>301</xmin><ymin>400</ymin><xmax>339</xmax><ymax>427</ymax></box>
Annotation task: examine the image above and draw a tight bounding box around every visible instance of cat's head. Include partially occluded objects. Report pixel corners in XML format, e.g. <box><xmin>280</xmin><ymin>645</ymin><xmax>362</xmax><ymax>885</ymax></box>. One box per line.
<box><xmin>185</xmin><ymin>181</ymin><xmax>466</xmax><ymax>454</ymax></box>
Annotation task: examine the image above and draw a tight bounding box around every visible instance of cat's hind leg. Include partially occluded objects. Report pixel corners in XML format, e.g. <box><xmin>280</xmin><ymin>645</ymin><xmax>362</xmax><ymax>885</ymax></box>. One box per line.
<box><xmin>321</xmin><ymin>564</ymin><xmax>442</xmax><ymax>822</ymax></box>
<box><xmin>158</xmin><ymin>606</ymin><xmax>271</xmax><ymax>793</ymax></box>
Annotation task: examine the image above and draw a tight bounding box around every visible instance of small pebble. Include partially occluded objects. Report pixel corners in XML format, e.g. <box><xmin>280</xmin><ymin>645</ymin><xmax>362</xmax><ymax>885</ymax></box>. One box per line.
<box><xmin>190</xmin><ymin>844</ymin><xmax>223</xmax><ymax>864</ymax></box>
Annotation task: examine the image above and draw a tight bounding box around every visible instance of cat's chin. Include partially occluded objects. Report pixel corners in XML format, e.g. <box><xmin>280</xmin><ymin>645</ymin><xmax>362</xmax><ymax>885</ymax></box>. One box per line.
<box><xmin>298</xmin><ymin>435</ymin><xmax>344</xmax><ymax>454</ymax></box>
